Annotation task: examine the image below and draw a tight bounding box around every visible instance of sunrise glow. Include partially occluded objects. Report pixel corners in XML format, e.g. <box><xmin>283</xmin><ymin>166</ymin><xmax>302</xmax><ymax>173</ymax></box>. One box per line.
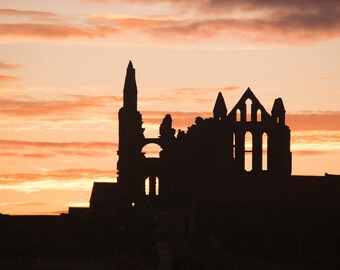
<box><xmin>0</xmin><ymin>0</ymin><xmax>339</xmax><ymax>215</ymax></box>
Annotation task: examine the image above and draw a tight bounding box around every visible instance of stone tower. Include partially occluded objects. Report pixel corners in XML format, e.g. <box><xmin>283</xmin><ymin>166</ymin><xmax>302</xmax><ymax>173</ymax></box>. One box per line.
<box><xmin>117</xmin><ymin>61</ymin><xmax>145</xmax><ymax>191</ymax></box>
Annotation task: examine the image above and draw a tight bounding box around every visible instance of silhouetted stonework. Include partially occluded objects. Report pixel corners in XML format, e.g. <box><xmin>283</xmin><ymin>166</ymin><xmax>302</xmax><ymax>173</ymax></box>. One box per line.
<box><xmin>91</xmin><ymin>61</ymin><xmax>293</xmax><ymax>212</ymax></box>
<box><xmin>2</xmin><ymin>62</ymin><xmax>340</xmax><ymax>269</ymax></box>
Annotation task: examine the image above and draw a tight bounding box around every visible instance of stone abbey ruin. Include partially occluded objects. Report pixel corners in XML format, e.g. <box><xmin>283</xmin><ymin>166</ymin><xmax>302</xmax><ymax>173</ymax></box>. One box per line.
<box><xmin>90</xmin><ymin>61</ymin><xmax>292</xmax><ymax>212</ymax></box>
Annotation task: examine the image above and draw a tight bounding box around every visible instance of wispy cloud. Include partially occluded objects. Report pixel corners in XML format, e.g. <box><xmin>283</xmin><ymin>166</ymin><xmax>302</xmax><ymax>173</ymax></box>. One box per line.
<box><xmin>0</xmin><ymin>168</ymin><xmax>116</xmax><ymax>193</ymax></box>
<box><xmin>0</xmin><ymin>8</ymin><xmax>57</xmax><ymax>19</ymax></box>
<box><xmin>0</xmin><ymin>75</ymin><xmax>18</xmax><ymax>82</ymax></box>
<box><xmin>94</xmin><ymin>15</ymin><xmax>339</xmax><ymax>44</ymax></box>
<box><xmin>0</xmin><ymin>8</ymin><xmax>117</xmax><ymax>39</ymax></box>
<box><xmin>2</xmin><ymin>94</ymin><xmax>337</xmax><ymax>131</ymax></box>
<box><xmin>0</xmin><ymin>152</ymin><xmax>53</xmax><ymax>159</ymax></box>
<box><xmin>0</xmin><ymin>23</ymin><xmax>118</xmax><ymax>39</ymax></box>
<box><xmin>168</xmin><ymin>86</ymin><xmax>239</xmax><ymax>95</ymax></box>
<box><xmin>293</xmin><ymin>150</ymin><xmax>340</xmax><ymax>156</ymax></box>
<box><xmin>0</xmin><ymin>188</ymin><xmax>91</xmax><ymax>215</ymax></box>
<box><xmin>291</xmin><ymin>130</ymin><xmax>340</xmax><ymax>152</ymax></box>
<box><xmin>0</xmin><ymin>168</ymin><xmax>116</xmax><ymax>185</ymax></box>
<box><xmin>2</xmin><ymin>2</ymin><xmax>339</xmax><ymax>44</ymax></box>
<box><xmin>88</xmin><ymin>0</ymin><xmax>340</xmax><ymax>44</ymax></box>
<box><xmin>0</xmin><ymin>140</ymin><xmax>117</xmax><ymax>159</ymax></box>
<box><xmin>0</xmin><ymin>61</ymin><xmax>21</xmax><ymax>69</ymax></box>
<box><xmin>133</xmin><ymin>0</ymin><xmax>340</xmax><ymax>19</ymax></box>
<box><xmin>0</xmin><ymin>95</ymin><xmax>120</xmax><ymax>117</ymax></box>
<box><xmin>0</xmin><ymin>140</ymin><xmax>116</xmax><ymax>149</ymax></box>
<box><xmin>287</xmin><ymin>112</ymin><xmax>340</xmax><ymax>131</ymax></box>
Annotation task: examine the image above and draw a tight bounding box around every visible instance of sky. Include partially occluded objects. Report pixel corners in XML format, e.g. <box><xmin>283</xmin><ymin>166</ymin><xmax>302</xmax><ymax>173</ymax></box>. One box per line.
<box><xmin>0</xmin><ymin>0</ymin><xmax>339</xmax><ymax>215</ymax></box>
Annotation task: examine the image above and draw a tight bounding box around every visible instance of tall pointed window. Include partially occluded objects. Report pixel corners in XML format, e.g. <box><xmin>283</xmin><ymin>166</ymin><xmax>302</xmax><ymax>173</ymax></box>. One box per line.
<box><xmin>246</xmin><ymin>99</ymin><xmax>252</xmax><ymax>122</ymax></box>
<box><xmin>262</xmin><ymin>133</ymin><xmax>268</xmax><ymax>171</ymax></box>
<box><xmin>256</xmin><ymin>109</ymin><xmax>261</xmax><ymax>122</ymax></box>
<box><xmin>245</xmin><ymin>131</ymin><xmax>252</xmax><ymax>171</ymax></box>
<box><xmin>236</xmin><ymin>109</ymin><xmax>241</xmax><ymax>122</ymax></box>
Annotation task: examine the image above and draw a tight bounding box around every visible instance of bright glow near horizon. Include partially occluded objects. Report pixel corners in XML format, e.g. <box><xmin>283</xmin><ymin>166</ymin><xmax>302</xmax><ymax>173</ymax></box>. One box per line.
<box><xmin>0</xmin><ymin>0</ymin><xmax>339</xmax><ymax>215</ymax></box>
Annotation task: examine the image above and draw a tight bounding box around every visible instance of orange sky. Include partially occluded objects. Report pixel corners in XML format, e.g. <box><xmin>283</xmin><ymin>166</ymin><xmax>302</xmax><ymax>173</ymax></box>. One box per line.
<box><xmin>0</xmin><ymin>0</ymin><xmax>339</xmax><ymax>215</ymax></box>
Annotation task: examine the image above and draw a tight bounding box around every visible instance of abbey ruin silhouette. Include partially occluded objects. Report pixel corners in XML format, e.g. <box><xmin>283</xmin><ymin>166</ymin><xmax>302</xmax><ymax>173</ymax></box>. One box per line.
<box><xmin>1</xmin><ymin>61</ymin><xmax>340</xmax><ymax>269</ymax></box>
<box><xmin>89</xmin><ymin>61</ymin><xmax>316</xmax><ymax>213</ymax></box>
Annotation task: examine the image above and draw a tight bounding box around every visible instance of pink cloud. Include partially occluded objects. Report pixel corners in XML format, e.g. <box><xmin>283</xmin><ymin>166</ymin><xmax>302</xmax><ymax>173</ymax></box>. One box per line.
<box><xmin>90</xmin><ymin>0</ymin><xmax>340</xmax><ymax>18</ymax></box>
<box><xmin>2</xmin><ymin>2</ymin><xmax>340</xmax><ymax>44</ymax></box>
<box><xmin>87</xmin><ymin>0</ymin><xmax>340</xmax><ymax>44</ymax></box>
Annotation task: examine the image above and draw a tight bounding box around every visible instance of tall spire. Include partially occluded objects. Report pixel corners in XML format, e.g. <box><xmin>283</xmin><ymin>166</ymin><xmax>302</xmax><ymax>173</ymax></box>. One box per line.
<box><xmin>213</xmin><ymin>92</ymin><xmax>227</xmax><ymax>120</ymax></box>
<box><xmin>123</xmin><ymin>60</ymin><xmax>137</xmax><ymax>110</ymax></box>
<box><xmin>127</xmin><ymin>60</ymin><xmax>133</xmax><ymax>69</ymax></box>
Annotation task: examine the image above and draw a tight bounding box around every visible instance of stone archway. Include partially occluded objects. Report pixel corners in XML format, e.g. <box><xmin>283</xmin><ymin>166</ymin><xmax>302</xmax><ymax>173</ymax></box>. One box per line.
<box><xmin>142</xmin><ymin>143</ymin><xmax>162</xmax><ymax>158</ymax></box>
